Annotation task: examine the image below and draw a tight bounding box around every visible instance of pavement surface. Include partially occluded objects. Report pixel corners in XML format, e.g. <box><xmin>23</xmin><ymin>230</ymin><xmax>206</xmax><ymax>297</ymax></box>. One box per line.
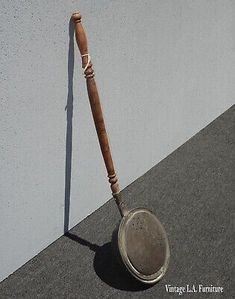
<box><xmin>0</xmin><ymin>105</ymin><xmax>234</xmax><ymax>298</ymax></box>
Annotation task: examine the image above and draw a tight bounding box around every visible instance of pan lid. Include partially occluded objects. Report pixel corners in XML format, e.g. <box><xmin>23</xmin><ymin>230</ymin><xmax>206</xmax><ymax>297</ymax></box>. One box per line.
<box><xmin>118</xmin><ymin>208</ymin><xmax>170</xmax><ymax>284</ymax></box>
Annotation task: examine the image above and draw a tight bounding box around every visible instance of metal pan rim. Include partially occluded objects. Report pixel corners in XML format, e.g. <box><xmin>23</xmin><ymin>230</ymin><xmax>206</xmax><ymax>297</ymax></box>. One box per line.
<box><xmin>117</xmin><ymin>207</ymin><xmax>170</xmax><ymax>284</ymax></box>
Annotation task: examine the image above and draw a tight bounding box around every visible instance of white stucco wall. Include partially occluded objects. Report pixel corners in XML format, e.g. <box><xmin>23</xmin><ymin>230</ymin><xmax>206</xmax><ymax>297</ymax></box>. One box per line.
<box><xmin>0</xmin><ymin>0</ymin><xmax>234</xmax><ymax>282</ymax></box>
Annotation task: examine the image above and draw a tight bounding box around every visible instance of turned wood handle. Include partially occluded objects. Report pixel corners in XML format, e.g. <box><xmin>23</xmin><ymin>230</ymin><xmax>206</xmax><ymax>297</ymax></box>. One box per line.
<box><xmin>72</xmin><ymin>12</ymin><xmax>119</xmax><ymax>195</ymax></box>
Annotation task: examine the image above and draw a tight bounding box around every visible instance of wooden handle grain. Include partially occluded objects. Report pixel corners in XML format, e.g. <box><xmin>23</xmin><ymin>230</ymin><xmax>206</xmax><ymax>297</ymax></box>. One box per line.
<box><xmin>72</xmin><ymin>12</ymin><xmax>120</xmax><ymax>195</ymax></box>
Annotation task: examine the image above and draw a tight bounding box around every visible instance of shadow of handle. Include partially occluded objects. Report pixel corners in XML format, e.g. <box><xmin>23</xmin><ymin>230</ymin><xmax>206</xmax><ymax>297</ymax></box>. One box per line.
<box><xmin>64</xmin><ymin>19</ymin><xmax>75</xmax><ymax>234</ymax></box>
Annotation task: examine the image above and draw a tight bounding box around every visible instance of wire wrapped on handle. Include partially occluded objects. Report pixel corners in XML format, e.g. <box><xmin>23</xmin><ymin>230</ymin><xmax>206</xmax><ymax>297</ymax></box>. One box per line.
<box><xmin>81</xmin><ymin>53</ymin><xmax>91</xmax><ymax>74</ymax></box>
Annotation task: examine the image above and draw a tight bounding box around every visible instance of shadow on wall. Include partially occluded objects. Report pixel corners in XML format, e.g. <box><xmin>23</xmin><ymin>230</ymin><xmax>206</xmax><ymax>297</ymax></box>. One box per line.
<box><xmin>64</xmin><ymin>19</ymin><xmax>74</xmax><ymax>233</ymax></box>
<box><xmin>65</xmin><ymin>232</ymin><xmax>151</xmax><ymax>291</ymax></box>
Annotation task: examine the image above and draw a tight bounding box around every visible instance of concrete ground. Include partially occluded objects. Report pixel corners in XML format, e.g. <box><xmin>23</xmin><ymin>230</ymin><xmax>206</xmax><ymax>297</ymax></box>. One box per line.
<box><xmin>0</xmin><ymin>105</ymin><xmax>234</xmax><ymax>298</ymax></box>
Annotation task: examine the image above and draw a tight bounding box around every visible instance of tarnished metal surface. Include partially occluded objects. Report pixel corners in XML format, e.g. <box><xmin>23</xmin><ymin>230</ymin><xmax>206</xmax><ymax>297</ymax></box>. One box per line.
<box><xmin>126</xmin><ymin>211</ymin><xmax>167</xmax><ymax>275</ymax></box>
<box><xmin>117</xmin><ymin>208</ymin><xmax>170</xmax><ymax>284</ymax></box>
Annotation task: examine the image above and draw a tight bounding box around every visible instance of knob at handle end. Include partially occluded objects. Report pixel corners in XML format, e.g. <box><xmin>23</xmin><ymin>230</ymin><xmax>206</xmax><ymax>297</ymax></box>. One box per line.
<box><xmin>72</xmin><ymin>11</ymin><xmax>82</xmax><ymax>23</ymax></box>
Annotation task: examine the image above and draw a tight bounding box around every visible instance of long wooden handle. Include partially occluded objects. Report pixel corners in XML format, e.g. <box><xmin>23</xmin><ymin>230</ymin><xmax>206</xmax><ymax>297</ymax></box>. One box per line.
<box><xmin>72</xmin><ymin>12</ymin><xmax>120</xmax><ymax>196</ymax></box>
